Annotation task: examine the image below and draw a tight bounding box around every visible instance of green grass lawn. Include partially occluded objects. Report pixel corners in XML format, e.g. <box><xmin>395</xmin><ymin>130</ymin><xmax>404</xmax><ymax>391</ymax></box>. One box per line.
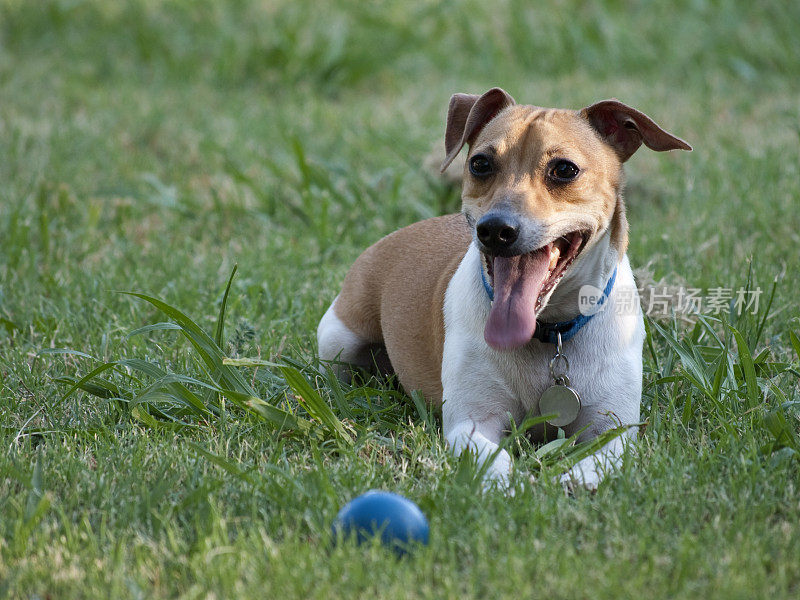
<box><xmin>2</xmin><ymin>1</ymin><xmax>800</xmax><ymax>597</ymax></box>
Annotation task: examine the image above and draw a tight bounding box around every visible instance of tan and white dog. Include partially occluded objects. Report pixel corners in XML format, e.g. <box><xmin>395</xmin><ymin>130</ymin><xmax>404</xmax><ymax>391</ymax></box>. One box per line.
<box><xmin>318</xmin><ymin>88</ymin><xmax>690</xmax><ymax>490</ymax></box>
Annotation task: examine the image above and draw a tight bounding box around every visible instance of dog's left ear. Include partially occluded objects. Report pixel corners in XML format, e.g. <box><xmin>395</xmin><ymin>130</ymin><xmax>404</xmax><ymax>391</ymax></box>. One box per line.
<box><xmin>582</xmin><ymin>100</ymin><xmax>692</xmax><ymax>162</ymax></box>
<box><xmin>441</xmin><ymin>87</ymin><xmax>516</xmax><ymax>172</ymax></box>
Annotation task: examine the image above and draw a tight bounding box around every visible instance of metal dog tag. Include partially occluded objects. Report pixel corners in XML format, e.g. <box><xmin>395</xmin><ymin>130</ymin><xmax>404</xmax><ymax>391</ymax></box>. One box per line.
<box><xmin>541</xmin><ymin>332</ymin><xmax>582</xmax><ymax>427</ymax></box>
<box><xmin>539</xmin><ymin>383</ymin><xmax>581</xmax><ymax>427</ymax></box>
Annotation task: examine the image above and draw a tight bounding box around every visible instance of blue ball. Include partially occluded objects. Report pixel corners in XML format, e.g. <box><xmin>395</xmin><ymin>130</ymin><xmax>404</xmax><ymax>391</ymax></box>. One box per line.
<box><xmin>332</xmin><ymin>490</ymin><xmax>429</xmax><ymax>554</ymax></box>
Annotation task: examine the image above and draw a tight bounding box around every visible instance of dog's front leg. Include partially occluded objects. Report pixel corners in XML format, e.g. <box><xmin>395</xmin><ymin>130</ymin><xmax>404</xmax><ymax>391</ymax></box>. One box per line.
<box><xmin>441</xmin><ymin>347</ymin><xmax>518</xmax><ymax>487</ymax></box>
<box><xmin>440</xmin><ymin>257</ymin><xmax>520</xmax><ymax>488</ymax></box>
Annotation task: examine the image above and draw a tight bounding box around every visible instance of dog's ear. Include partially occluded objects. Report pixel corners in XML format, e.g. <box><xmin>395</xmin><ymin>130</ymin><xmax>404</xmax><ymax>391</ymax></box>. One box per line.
<box><xmin>441</xmin><ymin>87</ymin><xmax>516</xmax><ymax>172</ymax></box>
<box><xmin>581</xmin><ymin>100</ymin><xmax>692</xmax><ymax>162</ymax></box>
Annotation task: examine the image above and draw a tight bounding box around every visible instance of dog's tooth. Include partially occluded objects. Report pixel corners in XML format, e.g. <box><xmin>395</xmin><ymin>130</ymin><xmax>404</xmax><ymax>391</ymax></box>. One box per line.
<box><xmin>549</xmin><ymin>247</ymin><xmax>561</xmax><ymax>270</ymax></box>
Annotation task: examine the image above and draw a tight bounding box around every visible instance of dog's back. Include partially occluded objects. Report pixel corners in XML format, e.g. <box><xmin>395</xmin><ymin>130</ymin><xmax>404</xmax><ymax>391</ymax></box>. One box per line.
<box><xmin>333</xmin><ymin>214</ymin><xmax>471</xmax><ymax>402</ymax></box>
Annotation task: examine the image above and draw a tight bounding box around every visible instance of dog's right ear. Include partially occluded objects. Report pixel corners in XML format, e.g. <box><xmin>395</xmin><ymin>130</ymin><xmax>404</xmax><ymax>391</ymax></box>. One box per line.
<box><xmin>581</xmin><ymin>100</ymin><xmax>692</xmax><ymax>162</ymax></box>
<box><xmin>441</xmin><ymin>88</ymin><xmax>516</xmax><ymax>172</ymax></box>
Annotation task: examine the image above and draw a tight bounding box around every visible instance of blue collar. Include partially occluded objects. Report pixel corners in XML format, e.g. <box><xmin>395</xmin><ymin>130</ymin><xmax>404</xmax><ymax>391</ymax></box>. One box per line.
<box><xmin>480</xmin><ymin>261</ymin><xmax>617</xmax><ymax>345</ymax></box>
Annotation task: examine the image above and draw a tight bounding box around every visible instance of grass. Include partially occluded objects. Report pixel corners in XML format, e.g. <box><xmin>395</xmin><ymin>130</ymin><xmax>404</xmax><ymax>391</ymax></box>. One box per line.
<box><xmin>1</xmin><ymin>0</ymin><xmax>800</xmax><ymax>597</ymax></box>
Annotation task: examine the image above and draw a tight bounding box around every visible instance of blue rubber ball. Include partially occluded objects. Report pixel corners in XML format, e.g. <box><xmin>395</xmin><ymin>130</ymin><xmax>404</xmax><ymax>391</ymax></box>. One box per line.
<box><xmin>333</xmin><ymin>490</ymin><xmax>429</xmax><ymax>553</ymax></box>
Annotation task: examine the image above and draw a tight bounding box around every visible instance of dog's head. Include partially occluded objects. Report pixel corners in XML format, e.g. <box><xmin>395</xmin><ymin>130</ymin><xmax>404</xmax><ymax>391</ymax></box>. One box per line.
<box><xmin>441</xmin><ymin>87</ymin><xmax>691</xmax><ymax>350</ymax></box>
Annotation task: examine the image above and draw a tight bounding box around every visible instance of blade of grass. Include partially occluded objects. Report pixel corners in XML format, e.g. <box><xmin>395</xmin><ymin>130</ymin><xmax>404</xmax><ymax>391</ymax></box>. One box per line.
<box><xmin>644</xmin><ymin>317</ymin><xmax>661</xmax><ymax>376</ymax></box>
<box><xmin>124</xmin><ymin>322</ymin><xmax>182</xmax><ymax>340</ymax></box>
<box><xmin>789</xmin><ymin>330</ymin><xmax>800</xmax><ymax>361</ymax></box>
<box><xmin>119</xmin><ymin>359</ymin><xmax>211</xmax><ymax>416</ymax></box>
<box><xmin>215</xmin><ymin>264</ymin><xmax>238</xmax><ymax>348</ymax></box>
<box><xmin>753</xmin><ymin>275</ymin><xmax>779</xmax><ymax>347</ymax></box>
<box><xmin>711</xmin><ymin>353</ymin><xmax>727</xmax><ymax>401</ymax></box>
<box><xmin>223</xmin><ymin>357</ymin><xmax>283</xmax><ymax>368</ymax></box>
<box><xmin>279</xmin><ymin>365</ymin><xmax>353</xmax><ymax>443</ymax></box>
<box><xmin>130</xmin><ymin>406</ymin><xmax>191</xmax><ymax>431</ymax></box>
<box><xmin>25</xmin><ymin>448</ymin><xmax>44</xmax><ymax>520</ymax></box>
<box><xmin>15</xmin><ymin>449</ymin><xmax>52</xmax><ymax>554</ymax></box>
<box><xmin>37</xmin><ymin>348</ymin><xmax>97</xmax><ymax>361</ymax></box>
<box><xmin>535</xmin><ymin>437</ymin><xmax>572</xmax><ymax>459</ymax></box>
<box><xmin>121</xmin><ymin>291</ymin><xmax>254</xmax><ymax>395</ymax></box>
<box><xmin>53</xmin><ymin>375</ymin><xmax>126</xmax><ymax>401</ymax></box>
<box><xmin>216</xmin><ymin>387</ymin><xmax>313</xmax><ymax>435</ymax></box>
<box><xmin>187</xmin><ymin>442</ymin><xmax>257</xmax><ymax>486</ymax></box>
<box><xmin>650</xmin><ymin>319</ymin><xmax>713</xmax><ymax>399</ymax></box>
<box><xmin>57</xmin><ymin>362</ymin><xmax>124</xmax><ymax>403</ymax></box>
<box><xmin>560</xmin><ymin>424</ymin><xmax>634</xmax><ymax>465</ymax></box>
<box><xmin>731</xmin><ymin>325</ymin><xmax>760</xmax><ymax>407</ymax></box>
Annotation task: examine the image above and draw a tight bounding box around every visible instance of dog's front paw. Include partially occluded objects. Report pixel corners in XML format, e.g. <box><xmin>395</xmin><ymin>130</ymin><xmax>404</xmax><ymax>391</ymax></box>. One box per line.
<box><xmin>481</xmin><ymin>449</ymin><xmax>513</xmax><ymax>493</ymax></box>
<box><xmin>559</xmin><ymin>469</ymin><xmax>599</xmax><ymax>495</ymax></box>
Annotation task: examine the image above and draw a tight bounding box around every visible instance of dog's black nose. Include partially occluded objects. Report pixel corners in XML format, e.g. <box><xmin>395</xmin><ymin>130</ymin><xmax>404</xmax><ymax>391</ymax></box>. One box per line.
<box><xmin>476</xmin><ymin>213</ymin><xmax>520</xmax><ymax>252</ymax></box>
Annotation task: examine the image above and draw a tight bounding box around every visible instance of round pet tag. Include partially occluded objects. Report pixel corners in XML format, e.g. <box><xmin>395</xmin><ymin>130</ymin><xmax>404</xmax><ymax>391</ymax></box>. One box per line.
<box><xmin>539</xmin><ymin>384</ymin><xmax>582</xmax><ymax>427</ymax></box>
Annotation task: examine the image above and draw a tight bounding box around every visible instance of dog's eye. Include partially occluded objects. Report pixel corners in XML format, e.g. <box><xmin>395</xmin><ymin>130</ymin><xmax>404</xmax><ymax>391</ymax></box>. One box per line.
<box><xmin>469</xmin><ymin>154</ymin><xmax>494</xmax><ymax>178</ymax></box>
<box><xmin>549</xmin><ymin>160</ymin><xmax>580</xmax><ymax>182</ymax></box>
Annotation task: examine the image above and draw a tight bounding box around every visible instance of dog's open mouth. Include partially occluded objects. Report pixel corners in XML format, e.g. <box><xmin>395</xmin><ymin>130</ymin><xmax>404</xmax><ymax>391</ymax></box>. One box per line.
<box><xmin>481</xmin><ymin>231</ymin><xmax>587</xmax><ymax>350</ymax></box>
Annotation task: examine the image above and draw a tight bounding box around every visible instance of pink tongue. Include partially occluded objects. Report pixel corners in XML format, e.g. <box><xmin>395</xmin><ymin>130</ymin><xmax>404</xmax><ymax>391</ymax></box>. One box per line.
<box><xmin>484</xmin><ymin>248</ymin><xmax>551</xmax><ymax>350</ymax></box>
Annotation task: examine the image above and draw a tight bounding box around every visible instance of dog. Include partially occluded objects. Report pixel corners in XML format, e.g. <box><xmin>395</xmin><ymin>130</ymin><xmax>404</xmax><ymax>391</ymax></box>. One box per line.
<box><xmin>317</xmin><ymin>87</ymin><xmax>691</xmax><ymax>490</ymax></box>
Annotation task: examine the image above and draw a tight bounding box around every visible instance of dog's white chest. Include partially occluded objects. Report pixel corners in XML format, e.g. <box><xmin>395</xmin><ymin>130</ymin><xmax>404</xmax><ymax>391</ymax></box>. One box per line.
<box><xmin>441</xmin><ymin>243</ymin><xmax>644</xmax><ymax>430</ymax></box>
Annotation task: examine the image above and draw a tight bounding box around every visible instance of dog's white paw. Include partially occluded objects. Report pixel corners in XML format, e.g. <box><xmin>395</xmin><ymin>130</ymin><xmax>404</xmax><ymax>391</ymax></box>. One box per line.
<box><xmin>481</xmin><ymin>449</ymin><xmax>514</xmax><ymax>494</ymax></box>
<box><xmin>558</xmin><ymin>436</ymin><xmax>627</xmax><ymax>493</ymax></box>
<box><xmin>559</xmin><ymin>469</ymin><xmax>600</xmax><ymax>495</ymax></box>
